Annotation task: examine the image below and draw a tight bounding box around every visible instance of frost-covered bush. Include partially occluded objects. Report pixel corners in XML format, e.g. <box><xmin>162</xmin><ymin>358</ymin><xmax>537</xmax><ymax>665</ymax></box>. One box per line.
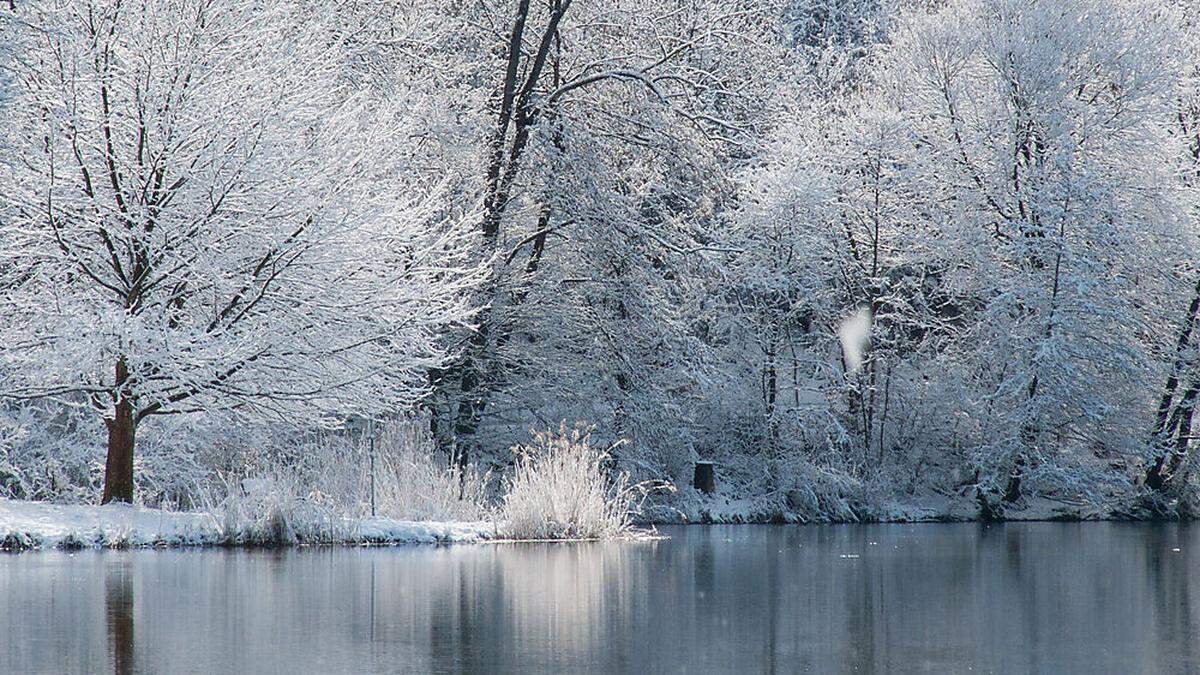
<box><xmin>0</xmin><ymin>401</ymin><xmax>222</xmax><ymax>507</ymax></box>
<box><xmin>368</xmin><ymin>423</ymin><xmax>490</xmax><ymax>522</ymax></box>
<box><xmin>208</xmin><ymin>472</ymin><xmax>349</xmax><ymax>546</ymax></box>
<box><xmin>0</xmin><ymin>402</ymin><xmax>103</xmax><ymax>503</ymax></box>
<box><xmin>500</xmin><ymin>424</ymin><xmax>660</xmax><ymax>540</ymax></box>
<box><xmin>202</xmin><ymin>418</ymin><xmax>489</xmax><ymax>542</ymax></box>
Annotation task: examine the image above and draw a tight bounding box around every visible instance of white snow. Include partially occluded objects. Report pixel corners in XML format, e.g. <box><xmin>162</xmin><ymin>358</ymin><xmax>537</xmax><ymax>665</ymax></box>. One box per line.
<box><xmin>0</xmin><ymin>498</ymin><xmax>498</xmax><ymax>551</ymax></box>
<box><xmin>353</xmin><ymin>516</ymin><xmax>498</xmax><ymax>545</ymax></box>
<box><xmin>0</xmin><ymin>499</ymin><xmax>220</xmax><ymax>549</ymax></box>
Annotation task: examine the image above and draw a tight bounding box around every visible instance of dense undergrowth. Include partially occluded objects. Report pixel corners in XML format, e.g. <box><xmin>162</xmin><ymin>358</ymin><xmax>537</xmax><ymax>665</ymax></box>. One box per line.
<box><xmin>0</xmin><ymin>422</ymin><xmax>661</xmax><ymax>544</ymax></box>
<box><xmin>4</xmin><ymin>409</ymin><xmax>1198</xmax><ymax>546</ymax></box>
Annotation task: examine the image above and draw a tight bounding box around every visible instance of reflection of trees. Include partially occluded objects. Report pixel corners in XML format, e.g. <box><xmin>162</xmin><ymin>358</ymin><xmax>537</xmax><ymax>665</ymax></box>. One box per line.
<box><xmin>1145</xmin><ymin>524</ymin><xmax>1197</xmax><ymax>672</ymax></box>
<box><xmin>54</xmin><ymin>524</ymin><xmax>1200</xmax><ymax>673</ymax></box>
<box><xmin>104</xmin><ymin>563</ymin><xmax>136</xmax><ymax>675</ymax></box>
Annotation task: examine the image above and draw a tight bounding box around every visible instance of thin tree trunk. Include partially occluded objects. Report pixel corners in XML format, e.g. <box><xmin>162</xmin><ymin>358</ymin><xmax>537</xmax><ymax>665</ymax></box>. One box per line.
<box><xmin>878</xmin><ymin>361</ymin><xmax>891</xmax><ymax>466</ymax></box>
<box><xmin>1002</xmin><ymin>455</ymin><xmax>1024</xmax><ymax>504</ymax></box>
<box><xmin>1004</xmin><ymin>373</ymin><xmax>1038</xmax><ymax>504</ymax></box>
<box><xmin>444</xmin><ymin>0</ymin><xmax>573</xmax><ymax>463</ymax></box>
<box><xmin>1152</xmin><ymin>277</ymin><xmax>1200</xmax><ymax>435</ymax></box>
<box><xmin>1163</xmin><ymin>381</ymin><xmax>1200</xmax><ymax>480</ymax></box>
<box><xmin>764</xmin><ymin>336</ymin><xmax>778</xmax><ymax>458</ymax></box>
<box><xmin>480</xmin><ymin>0</ymin><xmax>532</xmax><ymax>242</ymax></box>
<box><xmin>450</xmin><ymin>345</ymin><xmax>485</xmax><ymax>471</ymax></box>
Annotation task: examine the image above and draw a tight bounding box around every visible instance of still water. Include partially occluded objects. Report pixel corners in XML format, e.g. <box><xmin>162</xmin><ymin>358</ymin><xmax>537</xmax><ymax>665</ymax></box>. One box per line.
<box><xmin>2</xmin><ymin>523</ymin><xmax>1198</xmax><ymax>674</ymax></box>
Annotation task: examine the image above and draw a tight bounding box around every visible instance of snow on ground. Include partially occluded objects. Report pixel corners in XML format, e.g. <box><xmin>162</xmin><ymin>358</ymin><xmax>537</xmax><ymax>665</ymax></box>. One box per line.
<box><xmin>0</xmin><ymin>498</ymin><xmax>497</xmax><ymax>551</ymax></box>
<box><xmin>0</xmin><ymin>499</ymin><xmax>220</xmax><ymax>549</ymax></box>
<box><xmin>354</xmin><ymin>516</ymin><xmax>498</xmax><ymax>545</ymax></box>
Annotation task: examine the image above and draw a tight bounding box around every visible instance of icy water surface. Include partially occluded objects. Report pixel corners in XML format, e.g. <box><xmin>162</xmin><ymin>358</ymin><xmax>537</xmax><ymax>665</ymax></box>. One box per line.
<box><xmin>3</xmin><ymin>522</ymin><xmax>1199</xmax><ymax>674</ymax></box>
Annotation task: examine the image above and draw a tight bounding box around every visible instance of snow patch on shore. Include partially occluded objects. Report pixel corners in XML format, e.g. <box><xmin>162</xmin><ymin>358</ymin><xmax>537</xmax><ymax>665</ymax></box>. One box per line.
<box><xmin>0</xmin><ymin>499</ymin><xmax>220</xmax><ymax>549</ymax></box>
<box><xmin>353</xmin><ymin>516</ymin><xmax>498</xmax><ymax>544</ymax></box>
<box><xmin>0</xmin><ymin>498</ymin><xmax>497</xmax><ymax>551</ymax></box>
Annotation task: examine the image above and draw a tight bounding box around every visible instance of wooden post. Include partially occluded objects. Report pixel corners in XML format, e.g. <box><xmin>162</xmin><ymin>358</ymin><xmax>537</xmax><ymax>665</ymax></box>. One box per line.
<box><xmin>369</xmin><ymin>418</ymin><xmax>377</xmax><ymax>518</ymax></box>
<box><xmin>693</xmin><ymin>461</ymin><xmax>715</xmax><ymax>494</ymax></box>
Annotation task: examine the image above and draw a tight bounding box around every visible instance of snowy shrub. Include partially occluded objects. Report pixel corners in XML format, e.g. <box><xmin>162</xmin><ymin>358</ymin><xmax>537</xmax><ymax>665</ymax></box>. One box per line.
<box><xmin>208</xmin><ymin>472</ymin><xmax>349</xmax><ymax>546</ymax></box>
<box><xmin>779</xmin><ymin>463</ymin><xmax>887</xmax><ymax>523</ymax></box>
<box><xmin>0</xmin><ymin>402</ymin><xmax>104</xmax><ymax>503</ymax></box>
<box><xmin>368</xmin><ymin>423</ymin><xmax>490</xmax><ymax>522</ymax></box>
<box><xmin>500</xmin><ymin>424</ymin><xmax>662</xmax><ymax>540</ymax></box>
<box><xmin>55</xmin><ymin>531</ymin><xmax>89</xmax><ymax>550</ymax></box>
<box><xmin>201</xmin><ymin>419</ymin><xmax>489</xmax><ymax>544</ymax></box>
<box><xmin>0</xmin><ymin>531</ymin><xmax>41</xmax><ymax>552</ymax></box>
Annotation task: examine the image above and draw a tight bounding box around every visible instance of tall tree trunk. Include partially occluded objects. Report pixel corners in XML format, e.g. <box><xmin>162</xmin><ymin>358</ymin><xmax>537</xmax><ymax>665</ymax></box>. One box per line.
<box><xmin>101</xmin><ymin>358</ymin><xmax>137</xmax><ymax>504</ymax></box>
<box><xmin>1146</xmin><ymin>276</ymin><xmax>1200</xmax><ymax>491</ymax></box>
<box><xmin>1002</xmin><ymin>455</ymin><xmax>1025</xmax><ymax>504</ymax></box>
<box><xmin>1162</xmin><ymin>382</ymin><xmax>1199</xmax><ymax>481</ymax></box>
<box><xmin>451</xmin><ymin>357</ymin><xmax>484</xmax><ymax>471</ymax></box>
<box><xmin>440</xmin><ymin>0</ymin><xmax>572</xmax><ymax>463</ymax></box>
<box><xmin>1004</xmin><ymin>374</ymin><xmax>1039</xmax><ymax>504</ymax></box>
<box><xmin>764</xmin><ymin>334</ymin><xmax>778</xmax><ymax>458</ymax></box>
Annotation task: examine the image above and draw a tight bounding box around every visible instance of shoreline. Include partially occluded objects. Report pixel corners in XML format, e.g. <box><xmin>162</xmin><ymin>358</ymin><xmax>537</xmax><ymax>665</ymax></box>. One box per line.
<box><xmin>2</xmin><ymin>496</ymin><xmax>1189</xmax><ymax>554</ymax></box>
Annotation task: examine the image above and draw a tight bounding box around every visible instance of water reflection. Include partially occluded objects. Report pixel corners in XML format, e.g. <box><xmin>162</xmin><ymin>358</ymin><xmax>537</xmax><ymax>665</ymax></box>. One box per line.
<box><xmin>104</xmin><ymin>562</ymin><xmax>135</xmax><ymax>675</ymax></box>
<box><xmin>2</xmin><ymin>523</ymin><xmax>1199</xmax><ymax>673</ymax></box>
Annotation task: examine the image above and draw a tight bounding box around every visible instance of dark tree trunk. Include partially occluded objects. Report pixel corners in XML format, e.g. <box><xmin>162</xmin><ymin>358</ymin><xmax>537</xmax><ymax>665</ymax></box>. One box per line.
<box><xmin>1145</xmin><ymin>379</ymin><xmax>1200</xmax><ymax>492</ymax></box>
<box><xmin>102</xmin><ymin>400</ymin><xmax>136</xmax><ymax>504</ymax></box>
<box><xmin>451</xmin><ymin>358</ymin><xmax>484</xmax><ymax>470</ymax></box>
<box><xmin>1145</xmin><ymin>454</ymin><xmax>1168</xmax><ymax>492</ymax></box>
<box><xmin>764</xmin><ymin>338</ymin><xmax>778</xmax><ymax>457</ymax></box>
<box><xmin>1172</xmin><ymin>398</ymin><xmax>1196</xmax><ymax>474</ymax></box>
<box><xmin>1145</xmin><ymin>276</ymin><xmax>1200</xmax><ymax>490</ymax></box>
<box><xmin>438</xmin><ymin>0</ymin><xmax>572</xmax><ymax>462</ymax></box>
<box><xmin>1005</xmin><ymin>373</ymin><xmax>1041</xmax><ymax>504</ymax></box>
<box><xmin>1140</xmin><ymin>99</ymin><xmax>1200</xmax><ymax>493</ymax></box>
<box><xmin>102</xmin><ymin>358</ymin><xmax>137</xmax><ymax>504</ymax></box>
<box><xmin>693</xmin><ymin>462</ymin><xmax>715</xmax><ymax>494</ymax></box>
<box><xmin>1163</xmin><ymin>382</ymin><xmax>1199</xmax><ymax>482</ymax></box>
<box><xmin>1002</xmin><ymin>462</ymin><xmax>1023</xmax><ymax>504</ymax></box>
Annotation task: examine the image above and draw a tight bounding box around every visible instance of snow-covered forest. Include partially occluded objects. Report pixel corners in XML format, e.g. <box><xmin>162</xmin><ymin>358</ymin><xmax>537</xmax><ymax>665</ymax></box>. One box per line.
<box><xmin>1</xmin><ymin>0</ymin><xmax>1199</xmax><ymax>529</ymax></box>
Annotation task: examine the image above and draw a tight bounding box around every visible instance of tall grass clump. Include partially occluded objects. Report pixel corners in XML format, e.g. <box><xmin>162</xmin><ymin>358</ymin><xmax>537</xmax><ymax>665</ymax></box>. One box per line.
<box><xmin>207</xmin><ymin>471</ymin><xmax>349</xmax><ymax>545</ymax></box>
<box><xmin>500</xmin><ymin>424</ymin><xmax>661</xmax><ymax>540</ymax></box>
<box><xmin>368</xmin><ymin>422</ymin><xmax>490</xmax><ymax>521</ymax></box>
<box><xmin>202</xmin><ymin>418</ymin><xmax>490</xmax><ymax>544</ymax></box>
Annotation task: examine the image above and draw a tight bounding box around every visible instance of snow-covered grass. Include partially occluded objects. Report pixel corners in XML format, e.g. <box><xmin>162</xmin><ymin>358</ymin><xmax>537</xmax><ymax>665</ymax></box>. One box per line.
<box><xmin>366</xmin><ymin>423</ymin><xmax>490</xmax><ymax>522</ymax></box>
<box><xmin>0</xmin><ymin>498</ymin><xmax>220</xmax><ymax>551</ymax></box>
<box><xmin>206</xmin><ymin>472</ymin><xmax>352</xmax><ymax>546</ymax></box>
<box><xmin>0</xmin><ymin>422</ymin><xmax>669</xmax><ymax>551</ymax></box>
<box><xmin>500</xmin><ymin>425</ymin><xmax>666</xmax><ymax>540</ymax></box>
<box><xmin>0</xmin><ymin>417</ymin><xmax>702</xmax><ymax>551</ymax></box>
<box><xmin>0</xmin><ymin>497</ymin><xmax>496</xmax><ymax>552</ymax></box>
<box><xmin>189</xmin><ymin>420</ymin><xmax>493</xmax><ymax>546</ymax></box>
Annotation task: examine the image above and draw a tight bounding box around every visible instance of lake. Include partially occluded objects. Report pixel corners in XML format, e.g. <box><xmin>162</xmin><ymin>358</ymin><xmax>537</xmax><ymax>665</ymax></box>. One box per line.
<box><xmin>2</xmin><ymin>522</ymin><xmax>1197</xmax><ymax>673</ymax></box>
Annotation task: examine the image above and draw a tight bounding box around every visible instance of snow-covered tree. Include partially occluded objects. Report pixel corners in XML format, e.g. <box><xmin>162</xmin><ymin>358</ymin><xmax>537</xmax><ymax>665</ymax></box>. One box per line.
<box><xmin>1143</xmin><ymin>0</ymin><xmax>1200</xmax><ymax>497</ymax></box>
<box><xmin>881</xmin><ymin>0</ymin><xmax>1188</xmax><ymax>506</ymax></box>
<box><xmin>730</xmin><ymin>0</ymin><xmax>1193</xmax><ymax>515</ymax></box>
<box><xmin>0</xmin><ymin>0</ymin><xmax>481</xmax><ymax>503</ymax></box>
<box><xmin>423</xmin><ymin>0</ymin><xmax>793</xmax><ymax>478</ymax></box>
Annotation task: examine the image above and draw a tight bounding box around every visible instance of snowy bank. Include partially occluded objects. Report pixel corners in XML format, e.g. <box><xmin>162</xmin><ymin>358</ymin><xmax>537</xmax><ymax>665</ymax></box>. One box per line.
<box><xmin>658</xmin><ymin>490</ymin><xmax>1111</xmax><ymax>525</ymax></box>
<box><xmin>0</xmin><ymin>499</ymin><xmax>498</xmax><ymax>552</ymax></box>
<box><xmin>353</xmin><ymin>516</ymin><xmax>497</xmax><ymax>545</ymax></box>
